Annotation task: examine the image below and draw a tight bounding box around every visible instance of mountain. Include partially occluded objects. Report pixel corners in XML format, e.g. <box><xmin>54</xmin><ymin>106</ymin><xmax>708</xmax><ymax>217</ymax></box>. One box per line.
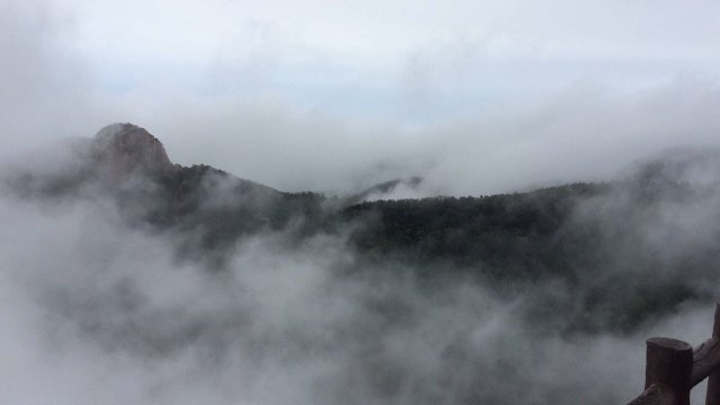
<box><xmin>4</xmin><ymin>124</ymin><xmax>324</xmax><ymax>259</ymax></box>
<box><xmin>86</xmin><ymin>124</ymin><xmax>323</xmax><ymax>258</ymax></box>
<box><xmin>7</xmin><ymin>124</ymin><xmax>720</xmax><ymax>333</ymax></box>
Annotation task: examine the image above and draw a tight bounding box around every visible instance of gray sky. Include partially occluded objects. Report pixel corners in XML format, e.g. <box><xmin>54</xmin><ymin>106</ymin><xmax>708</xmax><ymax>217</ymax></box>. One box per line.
<box><xmin>3</xmin><ymin>0</ymin><xmax>720</xmax><ymax>194</ymax></box>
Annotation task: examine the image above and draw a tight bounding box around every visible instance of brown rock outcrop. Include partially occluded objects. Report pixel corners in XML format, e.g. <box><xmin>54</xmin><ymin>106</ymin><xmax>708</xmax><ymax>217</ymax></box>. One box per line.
<box><xmin>92</xmin><ymin>123</ymin><xmax>176</xmax><ymax>181</ymax></box>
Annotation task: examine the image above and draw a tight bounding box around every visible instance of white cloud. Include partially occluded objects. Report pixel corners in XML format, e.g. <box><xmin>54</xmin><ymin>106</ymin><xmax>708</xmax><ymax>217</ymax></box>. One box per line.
<box><xmin>2</xmin><ymin>0</ymin><xmax>720</xmax><ymax>195</ymax></box>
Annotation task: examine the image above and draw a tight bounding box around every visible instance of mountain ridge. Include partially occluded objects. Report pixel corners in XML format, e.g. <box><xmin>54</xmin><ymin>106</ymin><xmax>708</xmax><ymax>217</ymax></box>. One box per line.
<box><xmin>6</xmin><ymin>123</ymin><xmax>720</xmax><ymax>334</ymax></box>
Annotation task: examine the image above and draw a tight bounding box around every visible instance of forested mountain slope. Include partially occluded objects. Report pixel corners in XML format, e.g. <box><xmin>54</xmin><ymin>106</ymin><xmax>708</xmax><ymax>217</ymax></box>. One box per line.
<box><xmin>7</xmin><ymin>124</ymin><xmax>720</xmax><ymax>335</ymax></box>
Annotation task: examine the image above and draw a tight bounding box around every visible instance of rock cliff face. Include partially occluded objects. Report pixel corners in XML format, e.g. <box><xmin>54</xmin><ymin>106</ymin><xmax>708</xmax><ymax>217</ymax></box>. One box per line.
<box><xmin>92</xmin><ymin>123</ymin><xmax>176</xmax><ymax>181</ymax></box>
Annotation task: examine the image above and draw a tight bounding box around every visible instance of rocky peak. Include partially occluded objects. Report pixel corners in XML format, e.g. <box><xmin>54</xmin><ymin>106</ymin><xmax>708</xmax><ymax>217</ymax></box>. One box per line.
<box><xmin>92</xmin><ymin>123</ymin><xmax>176</xmax><ymax>180</ymax></box>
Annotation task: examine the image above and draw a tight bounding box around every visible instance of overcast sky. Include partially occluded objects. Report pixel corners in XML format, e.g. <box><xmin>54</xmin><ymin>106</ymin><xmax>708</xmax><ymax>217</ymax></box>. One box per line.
<box><xmin>3</xmin><ymin>0</ymin><xmax>720</xmax><ymax>194</ymax></box>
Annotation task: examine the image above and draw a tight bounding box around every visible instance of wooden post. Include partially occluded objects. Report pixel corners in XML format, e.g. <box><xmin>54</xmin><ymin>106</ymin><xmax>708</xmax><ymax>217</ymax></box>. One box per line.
<box><xmin>645</xmin><ymin>337</ymin><xmax>693</xmax><ymax>405</ymax></box>
<box><xmin>706</xmin><ymin>304</ymin><xmax>720</xmax><ymax>405</ymax></box>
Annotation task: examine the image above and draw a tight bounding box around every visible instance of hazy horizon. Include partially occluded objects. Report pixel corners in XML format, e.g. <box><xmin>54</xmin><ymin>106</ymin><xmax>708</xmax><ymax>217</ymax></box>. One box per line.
<box><xmin>3</xmin><ymin>0</ymin><xmax>720</xmax><ymax>195</ymax></box>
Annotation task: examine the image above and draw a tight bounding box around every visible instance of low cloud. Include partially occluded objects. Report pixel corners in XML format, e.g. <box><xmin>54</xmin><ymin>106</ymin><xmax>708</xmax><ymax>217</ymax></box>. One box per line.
<box><xmin>4</xmin><ymin>2</ymin><xmax>720</xmax><ymax>197</ymax></box>
<box><xmin>2</xmin><ymin>139</ymin><xmax>720</xmax><ymax>404</ymax></box>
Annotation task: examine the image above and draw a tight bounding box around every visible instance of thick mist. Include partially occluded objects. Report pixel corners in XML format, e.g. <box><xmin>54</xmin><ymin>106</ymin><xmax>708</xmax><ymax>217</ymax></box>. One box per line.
<box><xmin>2</xmin><ymin>139</ymin><xmax>720</xmax><ymax>404</ymax></box>
<box><xmin>0</xmin><ymin>190</ymin><xmax>632</xmax><ymax>404</ymax></box>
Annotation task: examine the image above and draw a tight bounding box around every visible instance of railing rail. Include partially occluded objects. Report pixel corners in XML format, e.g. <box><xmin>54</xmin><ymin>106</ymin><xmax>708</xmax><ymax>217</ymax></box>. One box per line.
<box><xmin>626</xmin><ymin>304</ymin><xmax>720</xmax><ymax>405</ymax></box>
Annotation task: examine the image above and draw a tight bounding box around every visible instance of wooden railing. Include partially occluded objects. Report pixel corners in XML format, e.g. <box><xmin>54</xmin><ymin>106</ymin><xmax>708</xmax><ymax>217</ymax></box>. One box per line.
<box><xmin>626</xmin><ymin>304</ymin><xmax>720</xmax><ymax>405</ymax></box>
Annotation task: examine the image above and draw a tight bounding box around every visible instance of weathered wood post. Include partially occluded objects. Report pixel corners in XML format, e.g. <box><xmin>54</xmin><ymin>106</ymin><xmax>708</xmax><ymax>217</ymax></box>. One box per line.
<box><xmin>706</xmin><ymin>304</ymin><xmax>720</xmax><ymax>405</ymax></box>
<box><xmin>645</xmin><ymin>337</ymin><xmax>693</xmax><ymax>405</ymax></box>
<box><xmin>627</xmin><ymin>304</ymin><xmax>720</xmax><ymax>405</ymax></box>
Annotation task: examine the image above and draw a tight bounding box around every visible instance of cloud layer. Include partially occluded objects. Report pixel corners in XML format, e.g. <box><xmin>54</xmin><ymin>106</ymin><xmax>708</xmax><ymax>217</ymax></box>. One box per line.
<box><xmin>2</xmin><ymin>126</ymin><xmax>720</xmax><ymax>404</ymax></box>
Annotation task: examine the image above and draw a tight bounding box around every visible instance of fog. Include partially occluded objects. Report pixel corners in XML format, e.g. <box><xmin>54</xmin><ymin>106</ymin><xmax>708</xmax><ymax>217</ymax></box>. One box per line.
<box><xmin>3</xmin><ymin>1</ymin><xmax>720</xmax><ymax>195</ymax></box>
<box><xmin>2</xmin><ymin>137</ymin><xmax>720</xmax><ymax>404</ymax></box>
<box><xmin>0</xmin><ymin>184</ymin><xmax>643</xmax><ymax>404</ymax></box>
<box><xmin>3</xmin><ymin>1</ymin><xmax>720</xmax><ymax>403</ymax></box>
